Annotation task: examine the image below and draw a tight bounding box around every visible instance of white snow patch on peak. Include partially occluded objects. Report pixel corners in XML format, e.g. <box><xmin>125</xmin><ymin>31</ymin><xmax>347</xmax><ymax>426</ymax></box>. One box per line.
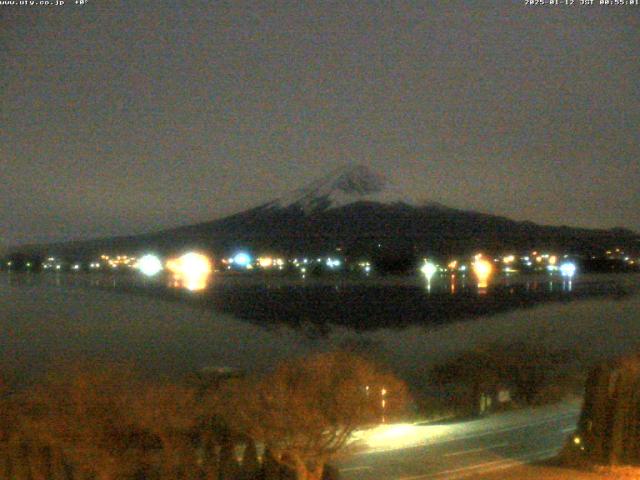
<box><xmin>271</xmin><ymin>164</ymin><xmax>417</xmax><ymax>213</ymax></box>
<box><xmin>331</xmin><ymin>164</ymin><xmax>386</xmax><ymax>195</ymax></box>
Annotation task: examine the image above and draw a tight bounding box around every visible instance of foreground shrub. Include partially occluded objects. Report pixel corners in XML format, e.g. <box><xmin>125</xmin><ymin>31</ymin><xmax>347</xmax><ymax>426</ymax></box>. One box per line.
<box><xmin>0</xmin><ymin>363</ymin><xmax>218</xmax><ymax>480</ymax></box>
<box><xmin>0</xmin><ymin>352</ymin><xmax>404</xmax><ymax>479</ymax></box>
<box><xmin>430</xmin><ymin>342</ymin><xmax>579</xmax><ymax>416</ymax></box>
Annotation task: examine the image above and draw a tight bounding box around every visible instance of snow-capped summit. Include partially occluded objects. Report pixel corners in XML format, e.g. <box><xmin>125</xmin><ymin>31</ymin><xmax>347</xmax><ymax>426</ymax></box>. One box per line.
<box><xmin>329</xmin><ymin>164</ymin><xmax>386</xmax><ymax>195</ymax></box>
<box><xmin>25</xmin><ymin>162</ymin><xmax>639</xmax><ymax>259</ymax></box>
<box><xmin>270</xmin><ymin>164</ymin><xmax>414</xmax><ymax>213</ymax></box>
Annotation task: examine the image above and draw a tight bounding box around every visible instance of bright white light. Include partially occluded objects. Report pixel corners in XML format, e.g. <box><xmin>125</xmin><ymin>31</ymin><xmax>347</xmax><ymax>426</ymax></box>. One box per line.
<box><xmin>233</xmin><ymin>252</ymin><xmax>252</xmax><ymax>268</ymax></box>
<box><xmin>326</xmin><ymin>258</ymin><xmax>341</xmax><ymax>268</ymax></box>
<box><xmin>350</xmin><ymin>423</ymin><xmax>452</xmax><ymax>453</ymax></box>
<box><xmin>560</xmin><ymin>262</ymin><xmax>576</xmax><ymax>278</ymax></box>
<box><xmin>181</xmin><ymin>252</ymin><xmax>211</xmax><ymax>275</ymax></box>
<box><xmin>137</xmin><ymin>254</ymin><xmax>163</xmax><ymax>277</ymax></box>
<box><xmin>420</xmin><ymin>261</ymin><xmax>438</xmax><ymax>281</ymax></box>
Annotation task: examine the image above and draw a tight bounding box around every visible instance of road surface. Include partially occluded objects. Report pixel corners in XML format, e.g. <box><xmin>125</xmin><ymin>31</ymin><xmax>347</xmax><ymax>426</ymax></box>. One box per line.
<box><xmin>338</xmin><ymin>401</ymin><xmax>580</xmax><ymax>480</ymax></box>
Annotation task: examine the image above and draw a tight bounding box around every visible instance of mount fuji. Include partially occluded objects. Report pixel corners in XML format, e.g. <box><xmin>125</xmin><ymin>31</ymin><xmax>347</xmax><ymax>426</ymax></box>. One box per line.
<box><xmin>16</xmin><ymin>164</ymin><xmax>640</xmax><ymax>259</ymax></box>
<box><xmin>267</xmin><ymin>164</ymin><xmax>414</xmax><ymax>213</ymax></box>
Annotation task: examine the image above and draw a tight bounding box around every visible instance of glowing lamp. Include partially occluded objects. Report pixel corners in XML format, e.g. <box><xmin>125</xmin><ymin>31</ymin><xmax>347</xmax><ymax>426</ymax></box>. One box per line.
<box><xmin>258</xmin><ymin>257</ymin><xmax>273</xmax><ymax>268</ymax></box>
<box><xmin>233</xmin><ymin>252</ymin><xmax>252</xmax><ymax>268</ymax></box>
<box><xmin>180</xmin><ymin>252</ymin><xmax>211</xmax><ymax>274</ymax></box>
<box><xmin>472</xmin><ymin>257</ymin><xmax>493</xmax><ymax>288</ymax></box>
<box><xmin>166</xmin><ymin>252</ymin><xmax>212</xmax><ymax>291</ymax></box>
<box><xmin>137</xmin><ymin>254</ymin><xmax>163</xmax><ymax>277</ymax></box>
<box><xmin>326</xmin><ymin>258</ymin><xmax>341</xmax><ymax>268</ymax></box>
<box><xmin>502</xmin><ymin>255</ymin><xmax>515</xmax><ymax>264</ymax></box>
<box><xmin>560</xmin><ymin>262</ymin><xmax>576</xmax><ymax>278</ymax></box>
<box><xmin>420</xmin><ymin>261</ymin><xmax>438</xmax><ymax>281</ymax></box>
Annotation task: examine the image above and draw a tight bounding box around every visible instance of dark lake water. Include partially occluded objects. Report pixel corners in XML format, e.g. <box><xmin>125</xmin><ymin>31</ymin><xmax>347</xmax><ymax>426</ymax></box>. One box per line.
<box><xmin>34</xmin><ymin>271</ymin><xmax>629</xmax><ymax>331</ymax></box>
<box><xmin>1</xmin><ymin>272</ymin><xmax>638</xmax><ymax>388</ymax></box>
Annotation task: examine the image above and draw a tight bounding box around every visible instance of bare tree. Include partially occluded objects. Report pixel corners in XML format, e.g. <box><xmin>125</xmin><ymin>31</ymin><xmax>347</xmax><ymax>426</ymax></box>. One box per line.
<box><xmin>22</xmin><ymin>363</ymin><xmax>147</xmax><ymax>480</ymax></box>
<box><xmin>130</xmin><ymin>382</ymin><xmax>207</xmax><ymax>480</ymax></box>
<box><xmin>216</xmin><ymin>351</ymin><xmax>409</xmax><ymax>480</ymax></box>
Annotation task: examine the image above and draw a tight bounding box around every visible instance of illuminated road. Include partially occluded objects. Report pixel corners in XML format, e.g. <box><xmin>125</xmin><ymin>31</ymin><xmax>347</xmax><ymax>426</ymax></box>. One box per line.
<box><xmin>338</xmin><ymin>401</ymin><xmax>580</xmax><ymax>480</ymax></box>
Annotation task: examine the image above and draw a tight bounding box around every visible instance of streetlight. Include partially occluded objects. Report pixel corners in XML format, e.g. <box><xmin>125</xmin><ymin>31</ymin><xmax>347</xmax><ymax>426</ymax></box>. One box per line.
<box><xmin>166</xmin><ymin>251</ymin><xmax>213</xmax><ymax>291</ymax></box>
<box><xmin>560</xmin><ymin>262</ymin><xmax>576</xmax><ymax>291</ymax></box>
<box><xmin>381</xmin><ymin>387</ymin><xmax>387</xmax><ymax>423</ymax></box>
<box><xmin>232</xmin><ymin>252</ymin><xmax>252</xmax><ymax>268</ymax></box>
<box><xmin>420</xmin><ymin>260</ymin><xmax>438</xmax><ymax>291</ymax></box>
<box><xmin>137</xmin><ymin>254</ymin><xmax>163</xmax><ymax>277</ymax></box>
<box><xmin>560</xmin><ymin>262</ymin><xmax>576</xmax><ymax>279</ymax></box>
<box><xmin>472</xmin><ymin>255</ymin><xmax>493</xmax><ymax>289</ymax></box>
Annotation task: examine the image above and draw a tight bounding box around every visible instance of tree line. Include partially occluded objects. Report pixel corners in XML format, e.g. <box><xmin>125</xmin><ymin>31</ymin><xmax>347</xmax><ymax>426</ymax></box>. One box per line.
<box><xmin>0</xmin><ymin>351</ymin><xmax>409</xmax><ymax>480</ymax></box>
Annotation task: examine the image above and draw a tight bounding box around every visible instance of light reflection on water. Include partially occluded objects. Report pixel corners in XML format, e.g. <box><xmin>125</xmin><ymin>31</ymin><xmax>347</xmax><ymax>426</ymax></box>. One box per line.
<box><xmin>0</xmin><ymin>272</ymin><xmax>637</xmax><ymax>386</ymax></box>
<box><xmin>27</xmin><ymin>269</ymin><xmax>581</xmax><ymax>295</ymax></box>
<box><xmin>168</xmin><ymin>275</ymin><xmax>212</xmax><ymax>292</ymax></box>
<box><xmin>415</xmin><ymin>270</ymin><xmax>581</xmax><ymax>295</ymax></box>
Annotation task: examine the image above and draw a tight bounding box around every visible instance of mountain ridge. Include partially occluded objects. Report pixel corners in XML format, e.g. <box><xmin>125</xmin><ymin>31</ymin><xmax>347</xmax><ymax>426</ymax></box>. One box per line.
<box><xmin>6</xmin><ymin>165</ymin><xmax>639</xmax><ymax>258</ymax></box>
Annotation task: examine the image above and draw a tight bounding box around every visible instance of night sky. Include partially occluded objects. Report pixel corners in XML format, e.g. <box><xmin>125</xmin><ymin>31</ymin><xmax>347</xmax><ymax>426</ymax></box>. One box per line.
<box><xmin>2</xmin><ymin>1</ymin><xmax>639</xmax><ymax>246</ymax></box>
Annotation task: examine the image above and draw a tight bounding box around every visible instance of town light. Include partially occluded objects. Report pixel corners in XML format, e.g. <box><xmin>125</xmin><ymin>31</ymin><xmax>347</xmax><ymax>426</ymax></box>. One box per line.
<box><xmin>472</xmin><ymin>256</ymin><xmax>493</xmax><ymax>288</ymax></box>
<box><xmin>420</xmin><ymin>261</ymin><xmax>437</xmax><ymax>281</ymax></box>
<box><xmin>232</xmin><ymin>252</ymin><xmax>252</xmax><ymax>268</ymax></box>
<box><xmin>326</xmin><ymin>258</ymin><xmax>341</xmax><ymax>269</ymax></box>
<box><xmin>560</xmin><ymin>262</ymin><xmax>576</xmax><ymax>278</ymax></box>
<box><xmin>137</xmin><ymin>254</ymin><xmax>163</xmax><ymax>277</ymax></box>
<box><xmin>167</xmin><ymin>252</ymin><xmax>212</xmax><ymax>291</ymax></box>
<box><xmin>420</xmin><ymin>260</ymin><xmax>438</xmax><ymax>291</ymax></box>
<box><xmin>258</xmin><ymin>256</ymin><xmax>273</xmax><ymax>268</ymax></box>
